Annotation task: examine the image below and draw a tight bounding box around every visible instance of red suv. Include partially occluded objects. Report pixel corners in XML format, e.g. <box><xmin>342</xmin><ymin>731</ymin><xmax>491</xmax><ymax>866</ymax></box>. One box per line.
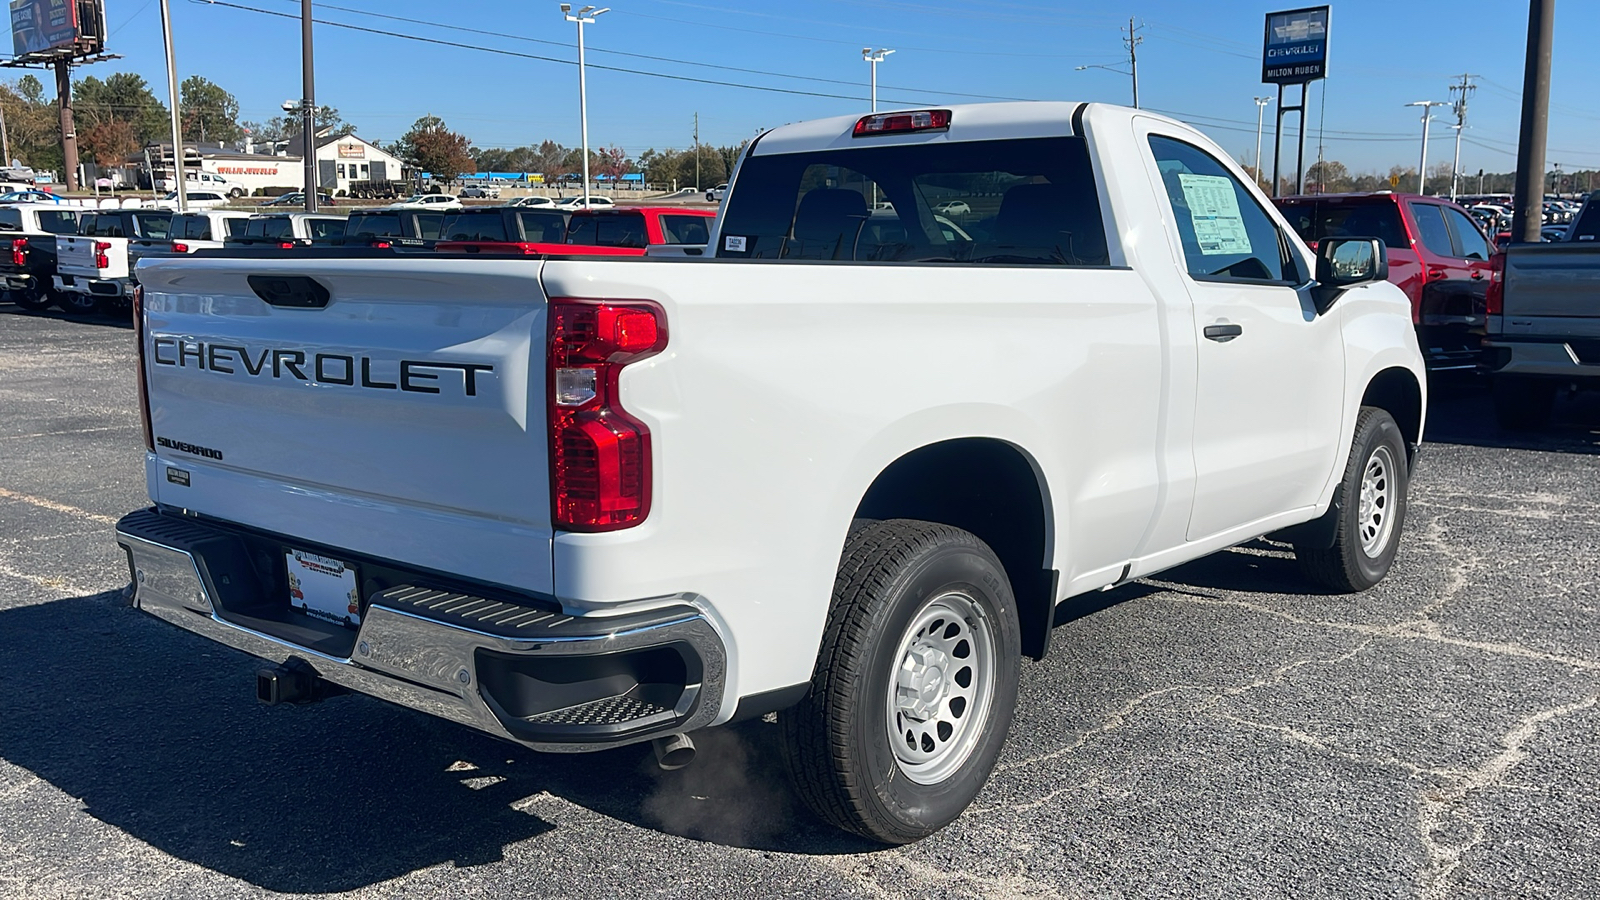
<box><xmin>1275</xmin><ymin>192</ymin><xmax>1494</xmax><ymax>369</ymax></box>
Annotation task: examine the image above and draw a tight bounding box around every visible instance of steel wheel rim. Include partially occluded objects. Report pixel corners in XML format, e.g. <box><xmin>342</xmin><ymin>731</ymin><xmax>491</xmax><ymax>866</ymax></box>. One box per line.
<box><xmin>1357</xmin><ymin>445</ymin><xmax>1397</xmax><ymax>557</ymax></box>
<box><xmin>884</xmin><ymin>589</ymin><xmax>995</xmax><ymax>785</ymax></box>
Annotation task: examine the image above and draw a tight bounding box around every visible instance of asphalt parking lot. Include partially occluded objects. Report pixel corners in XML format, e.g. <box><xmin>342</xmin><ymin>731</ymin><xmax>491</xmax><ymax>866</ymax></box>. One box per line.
<box><xmin>1</xmin><ymin>303</ymin><xmax>1597</xmax><ymax>900</ymax></box>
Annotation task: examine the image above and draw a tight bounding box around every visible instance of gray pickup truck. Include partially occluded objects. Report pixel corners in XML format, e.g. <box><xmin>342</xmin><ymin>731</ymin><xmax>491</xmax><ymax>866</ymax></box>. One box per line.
<box><xmin>1484</xmin><ymin>196</ymin><xmax>1600</xmax><ymax>428</ymax></box>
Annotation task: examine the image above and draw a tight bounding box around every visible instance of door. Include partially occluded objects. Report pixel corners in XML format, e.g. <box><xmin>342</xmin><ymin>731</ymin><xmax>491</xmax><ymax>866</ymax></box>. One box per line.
<box><xmin>1140</xmin><ymin>130</ymin><xmax>1347</xmax><ymax>541</ymax></box>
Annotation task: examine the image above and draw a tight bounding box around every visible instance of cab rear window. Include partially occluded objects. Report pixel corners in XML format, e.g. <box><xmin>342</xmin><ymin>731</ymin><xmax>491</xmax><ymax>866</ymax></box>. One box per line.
<box><xmin>440</xmin><ymin>212</ymin><xmax>508</xmax><ymax>242</ymax></box>
<box><xmin>716</xmin><ymin>136</ymin><xmax>1108</xmax><ymax>266</ymax></box>
<box><xmin>566</xmin><ymin>212</ymin><xmax>648</xmax><ymax>248</ymax></box>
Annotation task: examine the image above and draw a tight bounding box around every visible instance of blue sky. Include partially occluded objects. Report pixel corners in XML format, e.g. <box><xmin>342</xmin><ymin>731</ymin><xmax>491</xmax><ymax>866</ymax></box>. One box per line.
<box><xmin>85</xmin><ymin>0</ymin><xmax>1600</xmax><ymax>175</ymax></box>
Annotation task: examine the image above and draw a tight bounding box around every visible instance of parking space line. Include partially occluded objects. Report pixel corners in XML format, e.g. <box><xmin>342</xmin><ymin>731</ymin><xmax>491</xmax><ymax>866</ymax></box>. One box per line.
<box><xmin>0</xmin><ymin>487</ymin><xmax>118</xmax><ymax>526</ymax></box>
<box><xmin>0</xmin><ymin>560</ymin><xmax>100</xmax><ymax>599</ymax></box>
<box><xmin>0</xmin><ymin>425</ymin><xmax>135</xmax><ymax>441</ymax></box>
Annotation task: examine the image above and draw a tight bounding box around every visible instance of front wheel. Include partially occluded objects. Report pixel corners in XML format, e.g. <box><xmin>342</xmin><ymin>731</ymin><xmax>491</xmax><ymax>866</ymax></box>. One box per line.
<box><xmin>780</xmin><ymin>519</ymin><xmax>1021</xmax><ymax>844</ymax></box>
<box><xmin>1294</xmin><ymin>407</ymin><xmax>1410</xmax><ymax>592</ymax></box>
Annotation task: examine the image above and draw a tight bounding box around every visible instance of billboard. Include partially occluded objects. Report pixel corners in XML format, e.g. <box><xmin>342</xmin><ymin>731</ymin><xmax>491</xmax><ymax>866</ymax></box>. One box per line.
<box><xmin>1262</xmin><ymin>6</ymin><xmax>1329</xmax><ymax>85</ymax></box>
<box><xmin>10</xmin><ymin>0</ymin><xmax>104</xmax><ymax>60</ymax></box>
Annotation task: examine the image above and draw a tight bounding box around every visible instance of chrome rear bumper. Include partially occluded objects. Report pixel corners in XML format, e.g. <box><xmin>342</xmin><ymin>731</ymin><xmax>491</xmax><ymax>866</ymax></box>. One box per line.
<box><xmin>116</xmin><ymin>508</ymin><xmax>725</xmax><ymax>751</ymax></box>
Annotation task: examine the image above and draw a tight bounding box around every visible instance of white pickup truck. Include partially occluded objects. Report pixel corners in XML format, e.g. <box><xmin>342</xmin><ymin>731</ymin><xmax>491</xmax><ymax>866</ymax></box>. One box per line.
<box><xmin>118</xmin><ymin>102</ymin><xmax>1425</xmax><ymax>843</ymax></box>
<box><xmin>54</xmin><ymin>208</ymin><xmax>175</xmax><ymax>312</ymax></box>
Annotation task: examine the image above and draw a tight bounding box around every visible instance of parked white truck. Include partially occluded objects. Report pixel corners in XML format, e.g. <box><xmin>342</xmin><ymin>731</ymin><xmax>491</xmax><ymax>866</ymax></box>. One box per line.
<box><xmin>117</xmin><ymin>102</ymin><xmax>1426</xmax><ymax>843</ymax></box>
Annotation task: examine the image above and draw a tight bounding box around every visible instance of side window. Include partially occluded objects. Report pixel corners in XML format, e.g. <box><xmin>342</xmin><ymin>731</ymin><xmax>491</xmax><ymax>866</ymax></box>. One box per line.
<box><xmin>1409</xmin><ymin>203</ymin><xmax>1456</xmax><ymax>257</ymax></box>
<box><xmin>78</xmin><ymin>214</ymin><xmax>98</xmax><ymax>237</ymax></box>
<box><xmin>1444</xmin><ymin>207</ymin><xmax>1490</xmax><ymax>260</ymax></box>
<box><xmin>37</xmin><ymin>211</ymin><xmax>77</xmax><ymax>234</ymax></box>
<box><xmin>1147</xmin><ymin>135</ymin><xmax>1292</xmax><ymax>283</ymax></box>
<box><xmin>415</xmin><ymin>214</ymin><xmax>444</xmax><ymax>240</ymax></box>
<box><xmin>224</xmin><ymin>218</ymin><xmax>248</xmax><ymax>238</ymax></box>
<box><xmin>660</xmin><ymin>214</ymin><xmax>710</xmax><ymax>245</ymax></box>
<box><xmin>309</xmin><ymin>219</ymin><xmax>344</xmax><ymax>239</ymax></box>
<box><xmin>517</xmin><ymin>211</ymin><xmax>566</xmax><ymax>243</ymax></box>
<box><xmin>0</xmin><ymin>208</ymin><xmax>21</xmax><ymax>230</ymax></box>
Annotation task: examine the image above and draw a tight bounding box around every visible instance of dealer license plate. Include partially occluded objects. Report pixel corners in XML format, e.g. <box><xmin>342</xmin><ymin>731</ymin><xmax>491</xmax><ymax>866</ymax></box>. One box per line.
<box><xmin>285</xmin><ymin>549</ymin><xmax>361</xmax><ymax>627</ymax></box>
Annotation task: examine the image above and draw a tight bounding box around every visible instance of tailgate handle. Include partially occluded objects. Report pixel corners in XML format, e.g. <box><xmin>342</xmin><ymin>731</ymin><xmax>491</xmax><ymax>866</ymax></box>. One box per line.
<box><xmin>248</xmin><ymin>274</ymin><xmax>329</xmax><ymax>309</ymax></box>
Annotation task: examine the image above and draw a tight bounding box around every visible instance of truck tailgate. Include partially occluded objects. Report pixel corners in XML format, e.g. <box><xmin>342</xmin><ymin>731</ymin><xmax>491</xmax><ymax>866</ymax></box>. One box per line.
<box><xmin>137</xmin><ymin>256</ymin><xmax>554</xmax><ymax>593</ymax></box>
<box><xmin>57</xmin><ymin>235</ymin><xmax>102</xmax><ymax>278</ymax></box>
<box><xmin>1503</xmin><ymin>243</ymin><xmax>1600</xmax><ymax>319</ymax></box>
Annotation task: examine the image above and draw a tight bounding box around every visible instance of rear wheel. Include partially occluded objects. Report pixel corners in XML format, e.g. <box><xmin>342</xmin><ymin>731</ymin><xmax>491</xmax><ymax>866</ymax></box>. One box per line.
<box><xmin>1492</xmin><ymin>375</ymin><xmax>1557</xmax><ymax>431</ymax></box>
<box><xmin>54</xmin><ymin>290</ymin><xmax>104</xmax><ymax>316</ymax></box>
<box><xmin>780</xmin><ymin>519</ymin><xmax>1021</xmax><ymax>844</ymax></box>
<box><xmin>1294</xmin><ymin>407</ymin><xmax>1409</xmax><ymax>592</ymax></box>
<box><xmin>6</xmin><ymin>286</ymin><xmax>53</xmax><ymax>312</ymax></box>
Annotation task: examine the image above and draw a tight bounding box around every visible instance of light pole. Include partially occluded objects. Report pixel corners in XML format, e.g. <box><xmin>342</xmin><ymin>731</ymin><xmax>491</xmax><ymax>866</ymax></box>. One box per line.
<box><xmin>159</xmin><ymin>0</ymin><xmax>186</xmax><ymax>211</ymax></box>
<box><xmin>562</xmin><ymin>4</ymin><xmax>609</xmax><ymax>206</ymax></box>
<box><xmin>1405</xmin><ymin>100</ymin><xmax>1449</xmax><ymax>195</ymax></box>
<box><xmin>1074</xmin><ymin>63</ymin><xmax>1136</xmax><ymax>108</ymax></box>
<box><xmin>1253</xmin><ymin>96</ymin><xmax>1273</xmax><ymax>189</ymax></box>
<box><xmin>863</xmin><ymin>48</ymin><xmax>893</xmax><ymax>111</ymax></box>
<box><xmin>300</xmin><ymin>0</ymin><xmax>317</xmax><ymax>212</ymax></box>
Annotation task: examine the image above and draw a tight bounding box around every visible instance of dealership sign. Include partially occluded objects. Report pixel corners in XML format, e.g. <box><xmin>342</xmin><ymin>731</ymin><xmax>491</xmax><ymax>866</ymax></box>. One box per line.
<box><xmin>1262</xmin><ymin>6</ymin><xmax>1329</xmax><ymax>85</ymax></box>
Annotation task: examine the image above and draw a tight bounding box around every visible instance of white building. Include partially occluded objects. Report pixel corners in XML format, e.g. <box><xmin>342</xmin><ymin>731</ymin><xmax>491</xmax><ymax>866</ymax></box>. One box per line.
<box><xmin>144</xmin><ymin>132</ymin><xmax>408</xmax><ymax>196</ymax></box>
<box><xmin>288</xmin><ymin>132</ymin><xmax>408</xmax><ymax>195</ymax></box>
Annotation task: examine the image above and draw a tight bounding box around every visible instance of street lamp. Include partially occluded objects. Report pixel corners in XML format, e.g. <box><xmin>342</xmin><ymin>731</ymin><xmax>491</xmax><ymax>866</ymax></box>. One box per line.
<box><xmin>562</xmin><ymin>3</ymin><xmax>609</xmax><ymax>206</ymax></box>
<box><xmin>1405</xmin><ymin>100</ymin><xmax>1450</xmax><ymax>195</ymax></box>
<box><xmin>1074</xmin><ymin>63</ymin><xmax>1136</xmax><ymax>109</ymax></box>
<box><xmin>863</xmin><ymin>48</ymin><xmax>893</xmax><ymax>112</ymax></box>
<box><xmin>1253</xmin><ymin>96</ymin><xmax>1274</xmax><ymax>189</ymax></box>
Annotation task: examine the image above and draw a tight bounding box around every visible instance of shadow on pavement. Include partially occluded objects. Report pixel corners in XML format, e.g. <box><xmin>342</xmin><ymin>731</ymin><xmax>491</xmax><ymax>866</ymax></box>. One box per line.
<box><xmin>0</xmin><ymin>592</ymin><xmax>867</xmax><ymax>892</ymax></box>
<box><xmin>1423</xmin><ymin>371</ymin><xmax>1600</xmax><ymax>455</ymax></box>
<box><xmin>0</xmin><ymin>301</ymin><xmax>131</xmax><ymax>329</ymax></box>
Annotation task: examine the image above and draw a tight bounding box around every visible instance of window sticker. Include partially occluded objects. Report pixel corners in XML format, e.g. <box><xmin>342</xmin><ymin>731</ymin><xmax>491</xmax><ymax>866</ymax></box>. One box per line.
<box><xmin>724</xmin><ymin>234</ymin><xmax>747</xmax><ymax>252</ymax></box>
<box><xmin>1177</xmin><ymin>174</ymin><xmax>1252</xmax><ymax>255</ymax></box>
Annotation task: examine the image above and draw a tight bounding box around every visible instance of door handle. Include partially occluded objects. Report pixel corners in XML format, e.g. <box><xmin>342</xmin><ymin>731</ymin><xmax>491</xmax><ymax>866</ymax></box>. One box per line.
<box><xmin>1471</xmin><ymin>270</ymin><xmax>1485</xmax><ymax>280</ymax></box>
<box><xmin>1203</xmin><ymin>323</ymin><xmax>1243</xmax><ymax>342</ymax></box>
<box><xmin>1427</xmin><ymin>266</ymin><xmax>1448</xmax><ymax>281</ymax></box>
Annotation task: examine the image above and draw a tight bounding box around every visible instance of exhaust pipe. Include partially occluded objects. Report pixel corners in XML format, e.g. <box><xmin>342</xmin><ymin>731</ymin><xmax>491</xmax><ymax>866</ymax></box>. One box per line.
<box><xmin>256</xmin><ymin>657</ymin><xmax>340</xmax><ymax>705</ymax></box>
<box><xmin>652</xmin><ymin>733</ymin><xmax>696</xmax><ymax>770</ymax></box>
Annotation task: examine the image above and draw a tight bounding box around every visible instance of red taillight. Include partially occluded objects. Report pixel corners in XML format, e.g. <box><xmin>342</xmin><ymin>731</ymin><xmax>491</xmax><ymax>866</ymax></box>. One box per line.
<box><xmin>132</xmin><ymin>286</ymin><xmax>154</xmax><ymax>451</ymax></box>
<box><xmin>853</xmin><ymin>109</ymin><xmax>951</xmax><ymax>137</ymax></box>
<box><xmin>94</xmin><ymin>240</ymin><xmax>111</xmax><ymax>269</ymax></box>
<box><xmin>10</xmin><ymin>237</ymin><xmax>26</xmax><ymax>267</ymax></box>
<box><xmin>1486</xmin><ymin>251</ymin><xmax>1506</xmax><ymax>315</ymax></box>
<box><xmin>372</xmin><ymin>240</ymin><xmax>392</xmax><ymax>249</ymax></box>
<box><xmin>278</xmin><ymin>241</ymin><xmax>295</xmax><ymax>249</ymax></box>
<box><xmin>171</xmin><ymin>242</ymin><xmax>189</xmax><ymax>253</ymax></box>
<box><xmin>547</xmin><ymin>298</ymin><xmax>668</xmax><ymax>532</ymax></box>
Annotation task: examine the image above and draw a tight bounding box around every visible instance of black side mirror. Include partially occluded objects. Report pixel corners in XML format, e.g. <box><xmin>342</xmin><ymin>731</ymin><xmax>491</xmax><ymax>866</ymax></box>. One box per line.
<box><xmin>1312</xmin><ymin>237</ymin><xmax>1388</xmax><ymax>314</ymax></box>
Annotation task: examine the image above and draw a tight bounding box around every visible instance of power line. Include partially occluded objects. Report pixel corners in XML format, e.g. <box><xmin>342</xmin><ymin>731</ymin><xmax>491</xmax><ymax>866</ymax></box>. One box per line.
<box><xmin>248</xmin><ymin>0</ymin><xmax>1034</xmax><ymax>101</ymax></box>
<box><xmin>197</xmin><ymin>0</ymin><xmax>980</xmax><ymax>106</ymax></box>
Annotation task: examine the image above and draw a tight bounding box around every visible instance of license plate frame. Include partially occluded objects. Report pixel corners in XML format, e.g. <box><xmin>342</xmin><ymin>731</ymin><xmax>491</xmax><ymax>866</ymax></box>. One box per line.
<box><xmin>284</xmin><ymin>548</ymin><xmax>362</xmax><ymax>628</ymax></box>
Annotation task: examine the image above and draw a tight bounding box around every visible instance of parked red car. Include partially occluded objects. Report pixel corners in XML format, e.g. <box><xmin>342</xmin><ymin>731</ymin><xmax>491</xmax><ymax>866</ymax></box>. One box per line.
<box><xmin>436</xmin><ymin>206</ymin><xmax>714</xmax><ymax>256</ymax></box>
<box><xmin>1275</xmin><ymin>192</ymin><xmax>1494</xmax><ymax>369</ymax></box>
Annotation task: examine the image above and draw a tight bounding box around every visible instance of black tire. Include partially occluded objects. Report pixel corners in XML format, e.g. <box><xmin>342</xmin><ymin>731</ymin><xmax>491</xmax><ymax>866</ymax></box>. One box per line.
<box><xmin>229</xmin><ymin>188</ymin><xmax>244</xmax><ymax>198</ymax></box>
<box><xmin>1294</xmin><ymin>407</ymin><xmax>1409</xmax><ymax>592</ymax></box>
<box><xmin>6</xmin><ymin>286</ymin><xmax>52</xmax><ymax>312</ymax></box>
<box><xmin>1492</xmin><ymin>375</ymin><xmax>1556</xmax><ymax>431</ymax></box>
<box><xmin>780</xmin><ymin>519</ymin><xmax>1021</xmax><ymax>844</ymax></box>
<box><xmin>54</xmin><ymin>290</ymin><xmax>104</xmax><ymax>316</ymax></box>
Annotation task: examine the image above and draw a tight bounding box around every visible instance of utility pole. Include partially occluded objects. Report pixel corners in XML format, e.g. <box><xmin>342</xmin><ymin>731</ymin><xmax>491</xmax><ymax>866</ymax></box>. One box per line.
<box><xmin>1512</xmin><ymin>0</ymin><xmax>1553</xmax><ymax>243</ymax></box>
<box><xmin>1122</xmin><ymin>18</ymin><xmax>1143</xmax><ymax>109</ymax></box>
<box><xmin>1406</xmin><ymin>100</ymin><xmax>1449</xmax><ymax>195</ymax></box>
<box><xmin>1253</xmin><ymin>97</ymin><xmax>1273</xmax><ymax>188</ymax></box>
<box><xmin>1447</xmin><ymin>73</ymin><xmax>1477</xmax><ymax>201</ymax></box>
<box><xmin>54</xmin><ymin>60</ymin><xmax>78</xmax><ymax>192</ymax></box>
<box><xmin>693</xmin><ymin>111</ymin><xmax>699</xmax><ymax>191</ymax></box>
<box><xmin>301</xmin><ymin>0</ymin><xmax>317</xmax><ymax>212</ymax></box>
<box><xmin>863</xmin><ymin>48</ymin><xmax>893</xmax><ymax>112</ymax></box>
<box><xmin>159</xmin><ymin>0</ymin><xmax>187</xmax><ymax>211</ymax></box>
<box><xmin>0</xmin><ymin>99</ymin><xmax>9</xmax><ymax>167</ymax></box>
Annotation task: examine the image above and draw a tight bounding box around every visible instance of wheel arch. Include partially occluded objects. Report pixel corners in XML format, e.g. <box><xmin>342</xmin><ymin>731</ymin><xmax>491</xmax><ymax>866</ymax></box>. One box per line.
<box><xmin>852</xmin><ymin>438</ymin><xmax>1057</xmax><ymax>661</ymax></box>
<box><xmin>1360</xmin><ymin>366</ymin><xmax>1424</xmax><ymax>468</ymax></box>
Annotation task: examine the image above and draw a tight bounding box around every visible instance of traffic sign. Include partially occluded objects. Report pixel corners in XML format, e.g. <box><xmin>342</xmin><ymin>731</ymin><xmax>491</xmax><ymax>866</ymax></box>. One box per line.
<box><xmin>1390</xmin><ymin>174</ymin><xmax>1400</xmax><ymax>188</ymax></box>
